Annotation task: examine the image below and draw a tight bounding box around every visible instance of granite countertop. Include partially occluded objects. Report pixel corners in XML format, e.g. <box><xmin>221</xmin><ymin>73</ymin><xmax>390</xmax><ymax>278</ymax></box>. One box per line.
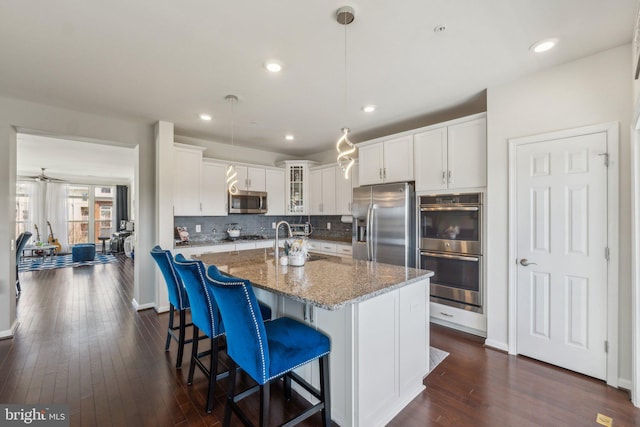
<box><xmin>193</xmin><ymin>248</ymin><xmax>433</xmax><ymax>311</ymax></box>
<box><xmin>174</xmin><ymin>236</ymin><xmax>350</xmax><ymax>249</ymax></box>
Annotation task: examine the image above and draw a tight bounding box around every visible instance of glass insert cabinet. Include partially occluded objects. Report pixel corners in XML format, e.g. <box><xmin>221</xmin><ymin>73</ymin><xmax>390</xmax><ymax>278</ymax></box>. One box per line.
<box><xmin>279</xmin><ymin>160</ymin><xmax>316</xmax><ymax>215</ymax></box>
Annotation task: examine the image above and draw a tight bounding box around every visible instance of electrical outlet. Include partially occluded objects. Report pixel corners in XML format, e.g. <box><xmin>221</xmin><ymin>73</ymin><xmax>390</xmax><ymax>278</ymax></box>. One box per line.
<box><xmin>195</xmin><ymin>224</ymin><xmax>201</xmax><ymax>233</ymax></box>
<box><xmin>272</xmin><ymin>222</ymin><xmax>276</xmax><ymax>229</ymax></box>
<box><xmin>327</xmin><ymin>222</ymin><xmax>331</xmax><ymax>230</ymax></box>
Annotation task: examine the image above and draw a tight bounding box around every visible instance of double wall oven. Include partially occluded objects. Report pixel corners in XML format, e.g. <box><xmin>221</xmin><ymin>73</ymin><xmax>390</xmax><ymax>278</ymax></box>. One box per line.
<box><xmin>419</xmin><ymin>193</ymin><xmax>483</xmax><ymax>312</ymax></box>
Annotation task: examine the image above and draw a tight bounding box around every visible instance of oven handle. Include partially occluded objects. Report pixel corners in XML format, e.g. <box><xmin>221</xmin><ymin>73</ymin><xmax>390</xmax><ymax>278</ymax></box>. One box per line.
<box><xmin>420</xmin><ymin>251</ymin><xmax>480</xmax><ymax>262</ymax></box>
<box><xmin>420</xmin><ymin>206</ymin><xmax>479</xmax><ymax>212</ymax></box>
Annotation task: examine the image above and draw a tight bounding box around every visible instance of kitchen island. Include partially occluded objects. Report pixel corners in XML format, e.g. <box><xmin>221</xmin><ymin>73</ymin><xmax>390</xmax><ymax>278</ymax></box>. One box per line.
<box><xmin>194</xmin><ymin>249</ymin><xmax>433</xmax><ymax>427</ymax></box>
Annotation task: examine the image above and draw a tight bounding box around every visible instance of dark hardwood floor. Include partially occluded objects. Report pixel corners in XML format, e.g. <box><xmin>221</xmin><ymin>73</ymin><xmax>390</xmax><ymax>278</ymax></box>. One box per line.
<box><xmin>1</xmin><ymin>257</ymin><xmax>639</xmax><ymax>426</ymax></box>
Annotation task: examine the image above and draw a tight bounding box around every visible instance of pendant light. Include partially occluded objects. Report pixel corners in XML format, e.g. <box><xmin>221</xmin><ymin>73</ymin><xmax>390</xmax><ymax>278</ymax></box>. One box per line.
<box><xmin>225</xmin><ymin>94</ymin><xmax>239</xmax><ymax>194</ymax></box>
<box><xmin>335</xmin><ymin>6</ymin><xmax>357</xmax><ymax>180</ymax></box>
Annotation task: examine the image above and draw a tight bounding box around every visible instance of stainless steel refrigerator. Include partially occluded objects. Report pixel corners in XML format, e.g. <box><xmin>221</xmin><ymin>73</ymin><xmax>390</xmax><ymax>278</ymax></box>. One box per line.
<box><xmin>352</xmin><ymin>182</ymin><xmax>416</xmax><ymax>268</ymax></box>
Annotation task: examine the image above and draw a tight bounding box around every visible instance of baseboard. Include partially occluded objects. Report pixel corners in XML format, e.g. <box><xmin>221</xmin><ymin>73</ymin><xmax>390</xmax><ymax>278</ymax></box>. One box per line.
<box><xmin>618</xmin><ymin>378</ymin><xmax>632</xmax><ymax>391</ymax></box>
<box><xmin>156</xmin><ymin>304</ymin><xmax>170</xmax><ymax>313</ymax></box>
<box><xmin>131</xmin><ymin>298</ymin><xmax>155</xmax><ymax>311</ymax></box>
<box><xmin>484</xmin><ymin>338</ymin><xmax>509</xmax><ymax>352</ymax></box>
<box><xmin>0</xmin><ymin>320</ymin><xmax>19</xmax><ymax>339</ymax></box>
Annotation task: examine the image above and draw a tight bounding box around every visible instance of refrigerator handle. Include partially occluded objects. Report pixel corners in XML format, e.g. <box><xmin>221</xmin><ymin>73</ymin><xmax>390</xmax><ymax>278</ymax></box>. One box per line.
<box><xmin>369</xmin><ymin>205</ymin><xmax>376</xmax><ymax>261</ymax></box>
<box><xmin>366</xmin><ymin>206</ymin><xmax>372</xmax><ymax>261</ymax></box>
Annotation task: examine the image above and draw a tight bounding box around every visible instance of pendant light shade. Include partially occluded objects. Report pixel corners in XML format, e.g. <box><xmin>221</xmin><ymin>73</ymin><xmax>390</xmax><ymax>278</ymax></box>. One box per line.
<box><xmin>336</xmin><ymin>127</ymin><xmax>355</xmax><ymax>179</ymax></box>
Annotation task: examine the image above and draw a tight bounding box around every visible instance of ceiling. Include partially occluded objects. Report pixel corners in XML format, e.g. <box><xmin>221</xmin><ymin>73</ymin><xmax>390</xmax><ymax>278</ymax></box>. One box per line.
<box><xmin>17</xmin><ymin>134</ymin><xmax>134</xmax><ymax>185</ymax></box>
<box><xmin>0</xmin><ymin>1</ymin><xmax>636</xmax><ymax>158</ymax></box>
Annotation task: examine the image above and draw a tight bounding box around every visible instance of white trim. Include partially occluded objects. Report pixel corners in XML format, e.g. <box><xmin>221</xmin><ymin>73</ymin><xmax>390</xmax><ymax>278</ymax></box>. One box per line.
<box><xmin>631</xmin><ymin>115</ymin><xmax>640</xmax><ymax>406</ymax></box>
<box><xmin>0</xmin><ymin>320</ymin><xmax>19</xmax><ymax>339</ymax></box>
<box><xmin>484</xmin><ymin>339</ymin><xmax>509</xmax><ymax>353</ymax></box>
<box><xmin>507</xmin><ymin>121</ymin><xmax>619</xmax><ymax>387</ymax></box>
<box><xmin>619</xmin><ymin>378</ymin><xmax>633</xmax><ymax>392</ymax></box>
<box><xmin>132</xmin><ymin>298</ymin><xmax>155</xmax><ymax>311</ymax></box>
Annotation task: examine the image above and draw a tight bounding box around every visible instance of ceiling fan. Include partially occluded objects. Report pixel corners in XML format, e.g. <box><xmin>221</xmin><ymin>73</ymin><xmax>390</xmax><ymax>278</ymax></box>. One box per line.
<box><xmin>20</xmin><ymin>168</ymin><xmax>66</xmax><ymax>183</ymax></box>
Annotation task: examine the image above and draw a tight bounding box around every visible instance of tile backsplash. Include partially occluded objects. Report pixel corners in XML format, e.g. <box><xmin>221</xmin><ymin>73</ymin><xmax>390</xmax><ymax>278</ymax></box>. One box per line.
<box><xmin>174</xmin><ymin>214</ymin><xmax>352</xmax><ymax>243</ymax></box>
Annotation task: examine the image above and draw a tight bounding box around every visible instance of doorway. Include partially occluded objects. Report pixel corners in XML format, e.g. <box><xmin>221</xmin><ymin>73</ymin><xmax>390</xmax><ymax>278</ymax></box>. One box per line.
<box><xmin>508</xmin><ymin>122</ymin><xmax>619</xmax><ymax>386</ymax></box>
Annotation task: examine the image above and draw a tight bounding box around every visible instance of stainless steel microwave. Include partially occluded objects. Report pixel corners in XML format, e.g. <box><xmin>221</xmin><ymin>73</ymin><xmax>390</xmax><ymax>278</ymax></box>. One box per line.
<box><xmin>228</xmin><ymin>190</ymin><xmax>268</xmax><ymax>214</ymax></box>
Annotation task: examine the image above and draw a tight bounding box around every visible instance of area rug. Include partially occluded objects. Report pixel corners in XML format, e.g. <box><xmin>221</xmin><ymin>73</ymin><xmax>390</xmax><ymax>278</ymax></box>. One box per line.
<box><xmin>429</xmin><ymin>346</ymin><xmax>449</xmax><ymax>375</ymax></box>
<box><xmin>18</xmin><ymin>253</ymin><xmax>118</xmax><ymax>272</ymax></box>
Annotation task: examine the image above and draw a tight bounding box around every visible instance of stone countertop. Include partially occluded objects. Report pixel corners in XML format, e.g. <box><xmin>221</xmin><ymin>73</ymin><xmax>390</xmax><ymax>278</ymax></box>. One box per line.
<box><xmin>193</xmin><ymin>248</ymin><xmax>433</xmax><ymax>311</ymax></box>
<box><xmin>174</xmin><ymin>236</ymin><xmax>350</xmax><ymax>249</ymax></box>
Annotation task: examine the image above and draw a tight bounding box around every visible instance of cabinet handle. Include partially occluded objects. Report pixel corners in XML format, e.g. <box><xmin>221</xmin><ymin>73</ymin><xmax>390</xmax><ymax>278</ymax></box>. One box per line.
<box><xmin>200</xmin><ymin>202</ymin><xmax>202</xmax><ymax>211</ymax></box>
<box><xmin>348</xmin><ymin>202</ymin><xmax>351</xmax><ymax>212</ymax></box>
<box><xmin>440</xmin><ymin>312</ymin><xmax>454</xmax><ymax>318</ymax></box>
<box><xmin>442</xmin><ymin>171</ymin><xmax>446</xmax><ymax>184</ymax></box>
<box><xmin>447</xmin><ymin>170</ymin><xmax>452</xmax><ymax>184</ymax></box>
<box><xmin>383</xmin><ymin>168</ymin><xmax>387</xmax><ymax>179</ymax></box>
<box><xmin>310</xmin><ymin>305</ymin><xmax>315</xmax><ymax>323</ymax></box>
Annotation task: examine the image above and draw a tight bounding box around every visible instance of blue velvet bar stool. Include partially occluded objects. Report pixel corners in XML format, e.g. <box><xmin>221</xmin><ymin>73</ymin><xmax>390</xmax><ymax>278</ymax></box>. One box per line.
<box><xmin>150</xmin><ymin>245</ymin><xmax>195</xmax><ymax>368</ymax></box>
<box><xmin>205</xmin><ymin>265</ymin><xmax>331</xmax><ymax>427</ymax></box>
<box><xmin>173</xmin><ymin>254</ymin><xmax>272</xmax><ymax>414</ymax></box>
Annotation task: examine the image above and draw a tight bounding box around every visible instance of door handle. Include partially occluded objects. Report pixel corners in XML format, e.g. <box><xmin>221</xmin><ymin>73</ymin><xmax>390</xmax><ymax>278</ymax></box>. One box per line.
<box><xmin>519</xmin><ymin>258</ymin><xmax>537</xmax><ymax>267</ymax></box>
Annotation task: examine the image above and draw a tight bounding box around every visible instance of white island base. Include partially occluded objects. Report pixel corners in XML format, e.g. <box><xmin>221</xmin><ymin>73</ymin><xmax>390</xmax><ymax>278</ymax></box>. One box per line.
<box><xmin>255</xmin><ymin>277</ymin><xmax>429</xmax><ymax>427</ymax></box>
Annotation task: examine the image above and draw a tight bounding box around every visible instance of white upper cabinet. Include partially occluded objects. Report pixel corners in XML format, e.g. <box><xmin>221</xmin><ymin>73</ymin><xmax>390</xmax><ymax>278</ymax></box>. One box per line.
<box><xmin>173</xmin><ymin>144</ymin><xmax>206</xmax><ymax>216</ymax></box>
<box><xmin>280</xmin><ymin>160</ymin><xmax>316</xmax><ymax>215</ymax></box>
<box><xmin>335</xmin><ymin>163</ymin><xmax>355</xmax><ymax>215</ymax></box>
<box><xmin>235</xmin><ymin>166</ymin><xmax>266</xmax><ymax>192</ymax></box>
<box><xmin>414</xmin><ymin>115</ymin><xmax>486</xmax><ymax>192</ymax></box>
<box><xmin>358</xmin><ymin>135</ymin><xmax>414</xmax><ymax>185</ymax></box>
<box><xmin>265</xmin><ymin>168</ymin><xmax>285</xmax><ymax>216</ymax></box>
<box><xmin>201</xmin><ymin>160</ymin><xmax>228</xmax><ymax>216</ymax></box>
<box><xmin>310</xmin><ymin>166</ymin><xmax>337</xmax><ymax>215</ymax></box>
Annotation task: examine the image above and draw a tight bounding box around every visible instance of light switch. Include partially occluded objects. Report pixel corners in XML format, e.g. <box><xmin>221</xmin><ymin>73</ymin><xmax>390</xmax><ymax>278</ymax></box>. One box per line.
<box><xmin>195</xmin><ymin>224</ymin><xmax>201</xmax><ymax>233</ymax></box>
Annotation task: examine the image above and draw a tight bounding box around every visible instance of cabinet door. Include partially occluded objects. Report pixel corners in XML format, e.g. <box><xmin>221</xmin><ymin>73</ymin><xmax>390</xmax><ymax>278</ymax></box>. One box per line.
<box><xmin>447</xmin><ymin>117</ymin><xmax>486</xmax><ymax>189</ymax></box>
<box><xmin>174</xmin><ymin>147</ymin><xmax>202</xmax><ymax>215</ymax></box>
<box><xmin>414</xmin><ymin>127</ymin><xmax>448</xmax><ymax>191</ymax></box>
<box><xmin>247</xmin><ymin>167</ymin><xmax>266</xmax><ymax>192</ymax></box>
<box><xmin>234</xmin><ymin>166</ymin><xmax>249</xmax><ymax>191</ymax></box>
<box><xmin>336</xmin><ymin>165</ymin><xmax>352</xmax><ymax>215</ymax></box>
<box><xmin>201</xmin><ymin>162</ymin><xmax>228</xmax><ymax>216</ymax></box>
<box><xmin>383</xmin><ymin>135</ymin><xmax>414</xmax><ymax>183</ymax></box>
<box><xmin>265</xmin><ymin>169</ymin><xmax>285</xmax><ymax>215</ymax></box>
<box><xmin>309</xmin><ymin>169</ymin><xmax>323</xmax><ymax>215</ymax></box>
<box><xmin>321</xmin><ymin>167</ymin><xmax>336</xmax><ymax>215</ymax></box>
<box><xmin>286</xmin><ymin>164</ymin><xmax>308</xmax><ymax>215</ymax></box>
<box><xmin>358</xmin><ymin>143</ymin><xmax>384</xmax><ymax>185</ymax></box>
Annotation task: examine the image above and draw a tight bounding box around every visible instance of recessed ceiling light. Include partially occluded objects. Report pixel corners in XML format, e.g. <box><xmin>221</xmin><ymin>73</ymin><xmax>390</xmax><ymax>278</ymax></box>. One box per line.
<box><xmin>530</xmin><ymin>38</ymin><xmax>558</xmax><ymax>53</ymax></box>
<box><xmin>433</xmin><ymin>25</ymin><xmax>447</xmax><ymax>33</ymax></box>
<box><xmin>199</xmin><ymin>113</ymin><xmax>212</xmax><ymax>121</ymax></box>
<box><xmin>265</xmin><ymin>60</ymin><xmax>283</xmax><ymax>73</ymax></box>
<box><xmin>285</xmin><ymin>134</ymin><xmax>295</xmax><ymax>141</ymax></box>
<box><xmin>362</xmin><ymin>105</ymin><xmax>376</xmax><ymax>113</ymax></box>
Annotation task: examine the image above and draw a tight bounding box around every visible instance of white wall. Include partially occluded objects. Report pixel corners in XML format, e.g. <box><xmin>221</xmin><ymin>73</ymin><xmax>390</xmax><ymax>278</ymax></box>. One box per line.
<box><xmin>0</xmin><ymin>96</ymin><xmax>156</xmax><ymax>336</ymax></box>
<box><xmin>486</xmin><ymin>45</ymin><xmax>633</xmax><ymax>381</ymax></box>
<box><xmin>174</xmin><ymin>135</ymin><xmax>296</xmax><ymax>166</ymax></box>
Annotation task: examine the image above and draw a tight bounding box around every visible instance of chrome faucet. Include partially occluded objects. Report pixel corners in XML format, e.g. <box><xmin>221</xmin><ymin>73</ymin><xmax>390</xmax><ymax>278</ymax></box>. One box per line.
<box><xmin>274</xmin><ymin>221</ymin><xmax>293</xmax><ymax>261</ymax></box>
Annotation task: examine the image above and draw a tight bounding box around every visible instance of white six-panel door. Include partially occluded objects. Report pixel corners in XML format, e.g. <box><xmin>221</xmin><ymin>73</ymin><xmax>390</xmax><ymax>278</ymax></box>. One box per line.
<box><xmin>515</xmin><ymin>131</ymin><xmax>608</xmax><ymax>380</ymax></box>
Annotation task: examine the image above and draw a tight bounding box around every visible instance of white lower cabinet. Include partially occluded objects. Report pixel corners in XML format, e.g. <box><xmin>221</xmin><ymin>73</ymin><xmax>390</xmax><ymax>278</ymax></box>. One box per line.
<box><xmin>309</xmin><ymin>241</ymin><xmax>352</xmax><ymax>257</ymax></box>
<box><xmin>255</xmin><ymin>278</ymin><xmax>429</xmax><ymax>427</ymax></box>
<box><xmin>430</xmin><ymin>301</ymin><xmax>487</xmax><ymax>337</ymax></box>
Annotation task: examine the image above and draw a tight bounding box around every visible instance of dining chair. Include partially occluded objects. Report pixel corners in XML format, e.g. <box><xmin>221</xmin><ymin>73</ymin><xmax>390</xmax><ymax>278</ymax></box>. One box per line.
<box><xmin>173</xmin><ymin>254</ymin><xmax>272</xmax><ymax>413</ymax></box>
<box><xmin>205</xmin><ymin>264</ymin><xmax>331</xmax><ymax>427</ymax></box>
<box><xmin>150</xmin><ymin>245</ymin><xmax>195</xmax><ymax>368</ymax></box>
<box><xmin>15</xmin><ymin>231</ymin><xmax>32</xmax><ymax>295</ymax></box>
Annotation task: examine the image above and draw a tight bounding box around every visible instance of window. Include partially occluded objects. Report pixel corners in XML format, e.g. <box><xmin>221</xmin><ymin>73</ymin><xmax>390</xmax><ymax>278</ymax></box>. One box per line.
<box><xmin>67</xmin><ymin>184</ymin><xmax>116</xmax><ymax>245</ymax></box>
<box><xmin>15</xmin><ymin>182</ymin><xmax>31</xmax><ymax>237</ymax></box>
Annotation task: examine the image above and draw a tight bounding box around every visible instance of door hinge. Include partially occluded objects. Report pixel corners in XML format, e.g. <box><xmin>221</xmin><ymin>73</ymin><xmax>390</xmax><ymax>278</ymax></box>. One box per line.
<box><xmin>605</xmin><ymin>247</ymin><xmax>610</xmax><ymax>261</ymax></box>
<box><xmin>605</xmin><ymin>340</ymin><xmax>609</xmax><ymax>353</ymax></box>
<box><xmin>598</xmin><ymin>153</ymin><xmax>609</xmax><ymax>167</ymax></box>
